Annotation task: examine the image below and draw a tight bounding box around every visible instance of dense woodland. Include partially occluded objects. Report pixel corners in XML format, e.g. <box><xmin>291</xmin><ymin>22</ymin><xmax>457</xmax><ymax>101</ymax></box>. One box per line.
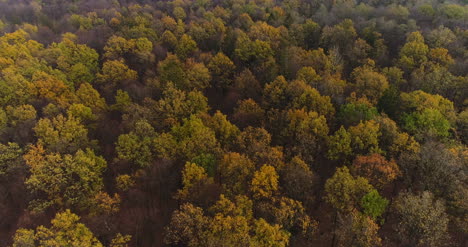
<box><xmin>0</xmin><ymin>0</ymin><xmax>467</xmax><ymax>246</ymax></box>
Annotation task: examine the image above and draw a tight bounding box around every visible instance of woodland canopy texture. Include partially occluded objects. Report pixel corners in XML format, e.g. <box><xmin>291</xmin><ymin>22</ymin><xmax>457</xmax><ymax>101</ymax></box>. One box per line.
<box><xmin>0</xmin><ymin>0</ymin><xmax>467</xmax><ymax>246</ymax></box>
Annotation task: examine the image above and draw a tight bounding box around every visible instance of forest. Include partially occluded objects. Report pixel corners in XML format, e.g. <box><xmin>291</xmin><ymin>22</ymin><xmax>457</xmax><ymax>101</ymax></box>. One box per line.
<box><xmin>0</xmin><ymin>0</ymin><xmax>467</xmax><ymax>246</ymax></box>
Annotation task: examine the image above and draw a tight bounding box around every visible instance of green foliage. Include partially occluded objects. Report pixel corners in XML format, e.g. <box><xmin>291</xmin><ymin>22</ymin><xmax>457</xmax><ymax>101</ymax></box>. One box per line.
<box><xmin>24</xmin><ymin>145</ymin><xmax>106</xmax><ymax>212</ymax></box>
<box><xmin>324</xmin><ymin>166</ymin><xmax>373</xmax><ymax>213</ymax></box>
<box><xmin>116</xmin><ymin>120</ymin><xmax>155</xmax><ymax>167</ymax></box>
<box><xmin>34</xmin><ymin>114</ymin><xmax>91</xmax><ymax>154</ymax></box>
<box><xmin>155</xmin><ymin>115</ymin><xmax>220</xmax><ymax>161</ymax></box>
<box><xmin>402</xmin><ymin>108</ymin><xmax>451</xmax><ymax>139</ymax></box>
<box><xmin>12</xmin><ymin>209</ymin><xmax>103</xmax><ymax>246</ymax></box>
<box><xmin>337</xmin><ymin>102</ymin><xmax>378</xmax><ymax>127</ymax></box>
<box><xmin>327</xmin><ymin>126</ymin><xmax>352</xmax><ymax>161</ymax></box>
<box><xmin>97</xmin><ymin>60</ymin><xmax>138</xmax><ymax>86</ymax></box>
<box><xmin>0</xmin><ymin>142</ymin><xmax>23</xmax><ymax>176</ymax></box>
<box><xmin>175</xmin><ymin>34</ymin><xmax>197</xmax><ymax>60</ymax></box>
<box><xmin>360</xmin><ymin>189</ymin><xmax>388</xmax><ymax>220</ymax></box>
<box><xmin>207</xmin><ymin>52</ymin><xmax>235</xmax><ymax>90</ymax></box>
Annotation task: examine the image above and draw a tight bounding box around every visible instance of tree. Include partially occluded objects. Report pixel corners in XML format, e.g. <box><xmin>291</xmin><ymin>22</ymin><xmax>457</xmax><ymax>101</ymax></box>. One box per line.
<box><xmin>34</xmin><ymin>114</ymin><xmax>91</xmax><ymax>154</ymax></box>
<box><xmin>0</xmin><ymin>142</ymin><xmax>23</xmax><ymax>177</ymax></box>
<box><xmin>360</xmin><ymin>189</ymin><xmax>388</xmax><ymax>221</ymax></box>
<box><xmin>337</xmin><ymin>102</ymin><xmax>378</xmax><ymax>127</ymax></box>
<box><xmin>351</xmin><ymin>154</ymin><xmax>400</xmax><ymax>189</ymax></box>
<box><xmin>402</xmin><ymin>108</ymin><xmax>451</xmax><ymax>139</ymax></box>
<box><xmin>110</xmin><ymin>234</ymin><xmax>132</xmax><ymax>247</ymax></box>
<box><xmin>217</xmin><ymin>152</ymin><xmax>255</xmax><ymax>196</ymax></box>
<box><xmin>398</xmin><ymin>32</ymin><xmax>429</xmax><ymax>71</ymax></box>
<box><xmin>398</xmin><ymin>141</ymin><xmax>462</xmax><ymax>198</ymax></box>
<box><xmin>175</xmin><ymin>34</ymin><xmax>197</xmax><ymax>60</ymax></box>
<box><xmin>201</xmin><ymin>111</ymin><xmax>240</xmax><ymax>150</ymax></box>
<box><xmin>5</xmin><ymin>104</ymin><xmax>37</xmax><ymax>143</ymax></box>
<box><xmin>320</xmin><ymin>19</ymin><xmax>357</xmax><ymax>53</ymax></box>
<box><xmin>30</xmin><ymin>71</ymin><xmax>75</xmax><ymax>108</ymax></box>
<box><xmin>327</xmin><ymin>126</ymin><xmax>352</xmax><ymax>161</ymax></box>
<box><xmin>279</xmin><ymin>156</ymin><xmax>317</xmax><ymax>206</ymax></box>
<box><xmin>290</xmin><ymin>84</ymin><xmax>335</xmax><ymax>119</ymax></box>
<box><xmin>263</xmin><ymin>76</ymin><xmax>289</xmax><ymax>109</ymax></box>
<box><xmin>232</xmin><ymin>98</ymin><xmax>265</xmax><ymax>129</ymax></box>
<box><xmin>235</xmin><ymin>32</ymin><xmax>273</xmax><ymax>64</ymax></box>
<box><xmin>335</xmin><ymin>210</ymin><xmax>382</xmax><ymax>247</ymax></box>
<box><xmin>393</xmin><ymin>191</ymin><xmax>449</xmax><ymax>246</ymax></box>
<box><xmin>207</xmin><ymin>52</ymin><xmax>235</xmax><ymax>90</ymax></box>
<box><xmin>280</xmin><ymin>109</ymin><xmax>329</xmax><ymax>163</ymax></box>
<box><xmin>251</xmin><ymin>218</ymin><xmax>290</xmax><ymax>247</ymax></box>
<box><xmin>351</xmin><ymin>64</ymin><xmax>389</xmax><ymax>104</ymax></box>
<box><xmin>12</xmin><ymin>209</ymin><xmax>103</xmax><ymax>247</ymax></box>
<box><xmin>251</xmin><ymin>165</ymin><xmax>279</xmax><ymax>200</ymax></box>
<box><xmin>24</xmin><ymin>145</ymin><xmax>106</xmax><ymax>212</ymax></box>
<box><xmin>154</xmin><ymin>84</ymin><xmax>209</xmax><ymax>129</ymax></box>
<box><xmin>52</xmin><ymin>35</ymin><xmax>99</xmax><ymax>85</ymax></box>
<box><xmin>176</xmin><ymin>162</ymin><xmax>214</xmax><ymax>204</ymax></box>
<box><xmin>296</xmin><ymin>67</ymin><xmax>322</xmax><ymax>88</ymax></box>
<box><xmin>74</xmin><ymin>82</ymin><xmax>107</xmax><ymax>113</ymax></box>
<box><xmin>96</xmin><ymin>60</ymin><xmax>138</xmax><ymax>88</ymax></box>
<box><xmin>232</xmin><ymin>69</ymin><xmax>262</xmax><ymax>101</ymax></box>
<box><xmin>116</xmin><ymin>120</ymin><xmax>155</xmax><ymax>167</ymax></box>
<box><xmin>185</xmin><ymin>59</ymin><xmax>211</xmax><ymax>91</ymax></box>
<box><xmin>348</xmin><ymin>120</ymin><xmax>382</xmax><ymax>155</ymax></box>
<box><xmin>400</xmin><ymin>90</ymin><xmax>456</xmax><ymax>123</ymax></box>
<box><xmin>256</xmin><ymin>196</ymin><xmax>316</xmax><ymax>236</ymax></box>
<box><xmin>154</xmin><ymin>115</ymin><xmax>220</xmax><ymax>161</ymax></box>
<box><xmin>324</xmin><ymin>166</ymin><xmax>373</xmax><ymax>213</ymax></box>
<box><xmin>157</xmin><ymin>54</ymin><xmax>188</xmax><ymax>90</ymax></box>
<box><xmin>173</xmin><ymin>7</ymin><xmax>186</xmax><ymax>20</ymax></box>
<box><xmin>236</xmin><ymin>127</ymin><xmax>273</xmax><ymax>160</ymax></box>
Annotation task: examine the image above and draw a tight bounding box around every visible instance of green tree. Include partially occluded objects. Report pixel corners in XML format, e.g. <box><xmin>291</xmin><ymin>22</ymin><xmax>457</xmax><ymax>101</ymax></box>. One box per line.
<box><xmin>402</xmin><ymin>108</ymin><xmax>451</xmax><ymax>139</ymax></box>
<box><xmin>97</xmin><ymin>60</ymin><xmax>138</xmax><ymax>88</ymax></box>
<box><xmin>116</xmin><ymin>120</ymin><xmax>156</xmax><ymax>167</ymax></box>
<box><xmin>52</xmin><ymin>35</ymin><xmax>99</xmax><ymax>85</ymax></box>
<box><xmin>360</xmin><ymin>189</ymin><xmax>388</xmax><ymax>221</ymax></box>
<box><xmin>337</xmin><ymin>102</ymin><xmax>378</xmax><ymax>127</ymax></box>
<box><xmin>12</xmin><ymin>209</ymin><xmax>103</xmax><ymax>246</ymax></box>
<box><xmin>175</xmin><ymin>34</ymin><xmax>197</xmax><ymax>60</ymax></box>
<box><xmin>324</xmin><ymin>166</ymin><xmax>373</xmax><ymax>213</ymax></box>
<box><xmin>157</xmin><ymin>54</ymin><xmax>188</xmax><ymax>90</ymax></box>
<box><xmin>34</xmin><ymin>114</ymin><xmax>91</xmax><ymax>154</ymax></box>
<box><xmin>154</xmin><ymin>115</ymin><xmax>220</xmax><ymax>161</ymax></box>
<box><xmin>398</xmin><ymin>32</ymin><xmax>429</xmax><ymax>71</ymax></box>
<box><xmin>327</xmin><ymin>126</ymin><xmax>352</xmax><ymax>161</ymax></box>
<box><xmin>154</xmin><ymin>84</ymin><xmax>209</xmax><ymax>128</ymax></box>
<box><xmin>0</xmin><ymin>142</ymin><xmax>23</xmax><ymax>177</ymax></box>
<box><xmin>24</xmin><ymin>145</ymin><xmax>106</xmax><ymax>212</ymax></box>
<box><xmin>348</xmin><ymin>120</ymin><xmax>382</xmax><ymax>155</ymax></box>
<box><xmin>207</xmin><ymin>52</ymin><xmax>235</xmax><ymax>90</ymax></box>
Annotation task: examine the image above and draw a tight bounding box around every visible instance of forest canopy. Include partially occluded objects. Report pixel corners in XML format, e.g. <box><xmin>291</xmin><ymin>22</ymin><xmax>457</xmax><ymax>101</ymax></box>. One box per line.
<box><xmin>0</xmin><ymin>0</ymin><xmax>467</xmax><ymax>246</ymax></box>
